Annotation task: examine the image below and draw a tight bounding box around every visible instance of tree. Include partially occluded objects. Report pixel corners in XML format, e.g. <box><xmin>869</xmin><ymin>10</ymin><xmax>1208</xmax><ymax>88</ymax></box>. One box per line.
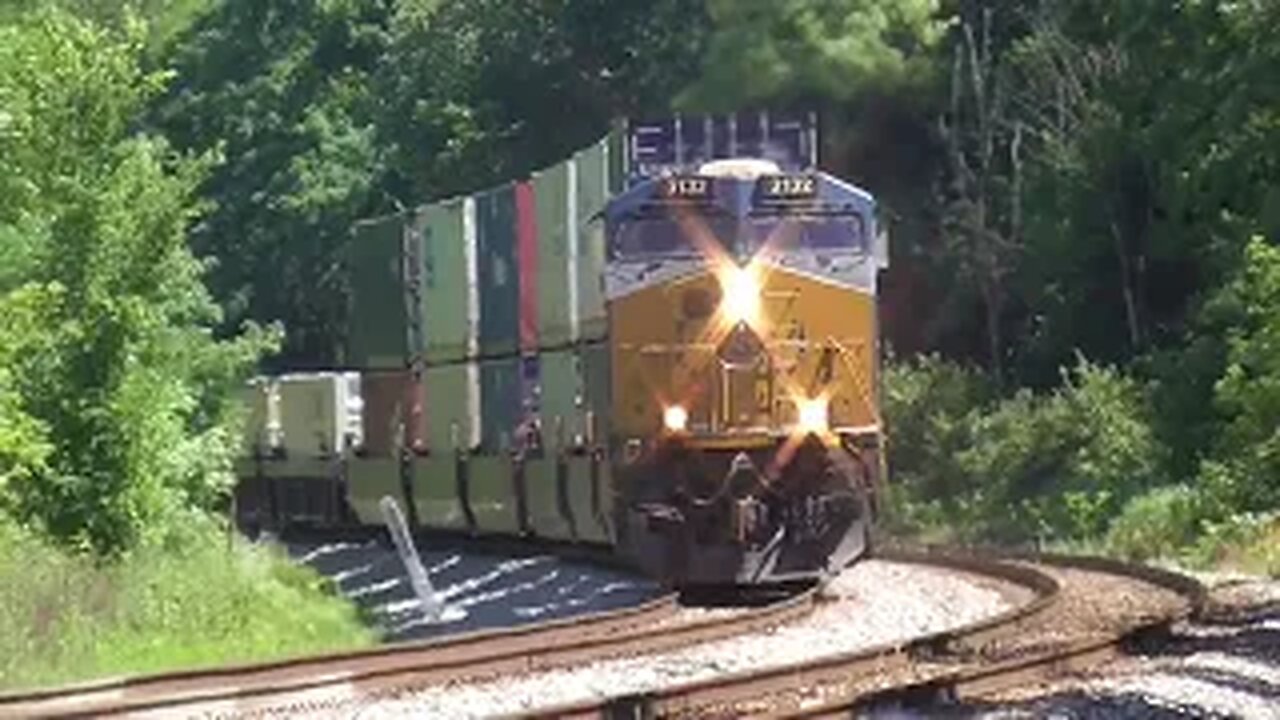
<box><xmin>677</xmin><ymin>0</ymin><xmax>942</xmax><ymax>111</ymax></box>
<box><xmin>935</xmin><ymin>4</ymin><xmax>1028</xmax><ymax>384</ymax></box>
<box><xmin>150</xmin><ymin>0</ymin><xmax>391</xmax><ymax>369</ymax></box>
<box><xmin>0</xmin><ymin>7</ymin><xmax>274</xmax><ymax>554</ymax></box>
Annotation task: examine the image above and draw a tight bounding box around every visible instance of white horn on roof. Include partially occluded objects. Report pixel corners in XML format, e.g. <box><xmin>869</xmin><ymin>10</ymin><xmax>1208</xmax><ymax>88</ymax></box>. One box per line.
<box><xmin>696</xmin><ymin>158</ymin><xmax>782</xmax><ymax>179</ymax></box>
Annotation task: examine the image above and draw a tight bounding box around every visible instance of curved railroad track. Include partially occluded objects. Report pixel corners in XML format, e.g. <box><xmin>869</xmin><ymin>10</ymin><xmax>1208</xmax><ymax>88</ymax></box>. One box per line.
<box><xmin>0</xmin><ymin>590</ymin><xmax>678</xmax><ymax>719</ymax></box>
<box><xmin>0</xmin><ymin>582</ymin><xmax>816</xmax><ymax>719</ymax></box>
<box><xmin>551</xmin><ymin>546</ymin><xmax>1202</xmax><ymax>720</ymax></box>
<box><xmin>0</xmin><ymin>545</ymin><xmax>1203</xmax><ymax>719</ymax></box>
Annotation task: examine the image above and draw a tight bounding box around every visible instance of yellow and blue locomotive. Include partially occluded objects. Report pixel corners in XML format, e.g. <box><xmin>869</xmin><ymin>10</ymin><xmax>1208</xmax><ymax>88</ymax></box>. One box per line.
<box><xmin>232</xmin><ymin>113</ymin><xmax>888</xmax><ymax>588</ymax></box>
<box><xmin>604</xmin><ymin>159</ymin><xmax>886</xmax><ymax>584</ymax></box>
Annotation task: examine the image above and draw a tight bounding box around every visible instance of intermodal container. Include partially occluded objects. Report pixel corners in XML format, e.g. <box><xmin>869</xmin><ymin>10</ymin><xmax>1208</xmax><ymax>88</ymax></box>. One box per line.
<box><xmin>348</xmin><ymin>213</ymin><xmax>408</xmax><ymax>369</ymax></box>
<box><xmin>574</xmin><ymin>140</ymin><xmax>610</xmax><ymax>341</ymax></box>
<box><xmin>236</xmin><ymin>377</ymin><xmax>279</xmax><ymax>457</ymax></box>
<box><xmin>420</xmin><ymin>197</ymin><xmax>476</xmax><ymax>364</ymax></box>
<box><xmin>515</xmin><ymin>181</ymin><xmax>539</xmax><ymax>353</ymax></box>
<box><xmin>359</xmin><ymin>369</ymin><xmax>425</xmax><ymax>457</ymax></box>
<box><xmin>533</xmin><ymin>162</ymin><xmax>574</xmax><ymax>348</ymax></box>
<box><xmin>607</xmin><ymin>126</ymin><xmax>627</xmax><ymax>192</ymax></box>
<box><xmin>424</xmin><ymin>362</ymin><xmax>480</xmax><ymax>454</ymax></box>
<box><xmin>479</xmin><ymin>356</ymin><xmax>521</xmax><ymax>453</ymax></box>
<box><xmin>476</xmin><ymin>184</ymin><xmax>519</xmax><ymax>358</ymax></box>
<box><xmin>579</xmin><ymin>341</ymin><xmax>612</xmax><ymax>442</ymax></box>
<box><xmin>276</xmin><ymin>372</ymin><xmax>362</xmax><ymax>458</ymax></box>
<box><xmin>537</xmin><ymin>349</ymin><xmax>583</xmax><ymax>451</ymax></box>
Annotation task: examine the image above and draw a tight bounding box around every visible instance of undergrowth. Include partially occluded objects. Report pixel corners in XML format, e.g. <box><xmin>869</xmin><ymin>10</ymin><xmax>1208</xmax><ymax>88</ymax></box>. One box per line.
<box><xmin>0</xmin><ymin>514</ymin><xmax>376</xmax><ymax>691</ymax></box>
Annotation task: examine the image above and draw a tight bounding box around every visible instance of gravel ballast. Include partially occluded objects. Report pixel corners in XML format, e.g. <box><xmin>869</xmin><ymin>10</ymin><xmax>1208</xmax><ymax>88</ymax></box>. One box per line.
<box><xmin>965</xmin><ymin>572</ymin><xmax>1280</xmax><ymax>720</ymax></box>
<box><xmin>324</xmin><ymin>559</ymin><xmax>1018</xmax><ymax>719</ymax></box>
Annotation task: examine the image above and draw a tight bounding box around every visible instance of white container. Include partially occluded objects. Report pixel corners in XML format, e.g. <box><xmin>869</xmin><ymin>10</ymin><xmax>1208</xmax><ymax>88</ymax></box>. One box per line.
<box><xmin>276</xmin><ymin>372</ymin><xmax>362</xmax><ymax>458</ymax></box>
<box><xmin>236</xmin><ymin>377</ymin><xmax>280</xmax><ymax>456</ymax></box>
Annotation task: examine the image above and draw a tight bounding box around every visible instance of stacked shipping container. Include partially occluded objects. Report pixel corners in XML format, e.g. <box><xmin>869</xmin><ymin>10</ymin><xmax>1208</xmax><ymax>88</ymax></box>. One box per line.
<box><xmin>341</xmin><ymin>130</ymin><xmax>624</xmax><ymax>540</ymax></box>
<box><xmin>236</xmin><ymin>112</ymin><xmax>820</xmax><ymax>537</ymax></box>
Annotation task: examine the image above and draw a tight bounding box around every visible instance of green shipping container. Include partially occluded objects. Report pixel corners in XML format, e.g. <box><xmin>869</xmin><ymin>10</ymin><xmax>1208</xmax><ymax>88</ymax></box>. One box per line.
<box><xmin>580</xmin><ymin>341</ymin><xmax>612</xmax><ymax>439</ymax></box>
<box><xmin>346</xmin><ymin>457</ymin><xmax>405</xmax><ymax>526</ymax></box>
<box><xmin>477</xmin><ymin>185</ymin><xmax>519</xmax><ymax>357</ymax></box>
<box><xmin>479</xmin><ymin>356</ymin><xmax>521</xmax><ymax>453</ymax></box>
<box><xmin>607</xmin><ymin>125</ymin><xmax>627</xmax><ymax>193</ymax></box>
<box><xmin>538</xmin><ymin>349</ymin><xmax>583</xmax><ymax>451</ymax></box>
<box><xmin>574</xmin><ymin>139</ymin><xmax>610</xmax><ymax>342</ymax></box>
<box><xmin>578</xmin><ymin>341</ymin><xmax>614</xmax><ymax>542</ymax></box>
<box><xmin>424</xmin><ymin>363</ymin><xmax>479</xmax><ymax>454</ymax></box>
<box><xmin>565</xmin><ymin>455</ymin><xmax>608</xmax><ymax>543</ymax></box>
<box><xmin>534</xmin><ymin>163</ymin><xmax>573</xmax><ymax>348</ymax></box>
<box><xmin>527</xmin><ymin>348</ymin><xmax>578</xmax><ymax>541</ymax></box>
<box><xmin>467</xmin><ymin>455</ymin><xmax>521</xmax><ymax>534</ymax></box>
<box><xmin>411</xmin><ymin>456</ymin><xmax>468</xmax><ymax>530</ymax></box>
<box><xmin>524</xmin><ymin>456</ymin><xmax>571</xmax><ymax>540</ymax></box>
<box><xmin>420</xmin><ymin>197</ymin><xmax>476</xmax><ymax>364</ymax></box>
<box><xmin>348</xmin><ymin>213</ymin><xmax>409</xmax><ymax>369</ymax></box>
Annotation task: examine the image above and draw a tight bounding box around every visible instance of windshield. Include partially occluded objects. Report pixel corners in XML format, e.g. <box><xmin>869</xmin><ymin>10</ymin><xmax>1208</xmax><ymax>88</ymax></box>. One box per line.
<box><xmin>744</xmin><ymin>215</ymin><xmax>867</xmax><ymax>255</ymax></box>
<box><xmin>609</xmin><ymin>212</ymin><xmax>868</xmax><ymax>261</ymax></box>
<box><xmin>610</xmin><ymin>213</ymin><xmax>739</xmax><ymax>260</ymax></box>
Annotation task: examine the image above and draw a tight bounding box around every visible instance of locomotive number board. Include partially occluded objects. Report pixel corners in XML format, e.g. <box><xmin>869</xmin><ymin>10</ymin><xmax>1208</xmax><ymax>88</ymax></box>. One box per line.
<box><xmin>759</xmin><ymin>175</ymin><xmax>817</xmax><ymax>199</ymax></box>
<box><xmin>659</xmin><ymin>175</ymin><xmax>714</xmax><ymax>200</ymax></box>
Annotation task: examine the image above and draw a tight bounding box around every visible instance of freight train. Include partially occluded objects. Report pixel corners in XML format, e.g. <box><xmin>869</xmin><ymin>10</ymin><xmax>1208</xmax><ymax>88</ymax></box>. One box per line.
<box><xmin>234</xmin><ymin>113</ymin><xmax>889</xmax><ymax>587</ymax></box>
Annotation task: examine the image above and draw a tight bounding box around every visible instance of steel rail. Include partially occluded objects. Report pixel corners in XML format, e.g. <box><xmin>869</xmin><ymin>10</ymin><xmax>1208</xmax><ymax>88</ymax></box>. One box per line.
<box><xmin>527</xmin><ymin>546</ymin><xmax>1201</xmax><ymax>720</ymax></box>
<box><xmin>0</xmin><ymin>592</ymin><xmax>678</xmax><ymax>719</ymax></box>
<box><xmin>0</xmin><ymin>582</ymin><xmax>822</xmax><ymax>718</ymax></box>
<box><xmin>781</xmin><ymin>547</ymin><xmax>1208</xmax><ymax>719</ymax></box>
<box><xmin>533</xmin><ymin>548</ymin><xmax>1065</xmax><ymax>719</ymax></box>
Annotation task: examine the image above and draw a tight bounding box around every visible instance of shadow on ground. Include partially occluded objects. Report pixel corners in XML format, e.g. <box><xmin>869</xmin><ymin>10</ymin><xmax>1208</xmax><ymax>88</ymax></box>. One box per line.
<box><xmin>282</xmin><ymin>538</ymin><xmax>660</xmax><ymax>643</ymax></box>
<box><xmin>865</xmin><ymin>603</ymin><xmax>1280</xmax><ymax>719</ymax></box>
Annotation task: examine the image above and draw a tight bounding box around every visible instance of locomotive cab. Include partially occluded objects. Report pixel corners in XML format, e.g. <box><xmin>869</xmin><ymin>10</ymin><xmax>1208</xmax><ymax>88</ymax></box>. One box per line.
<box><xmin>603</xmin><ymin>159</ymin><xmax>887</xmax><ymax>586</ymax></box>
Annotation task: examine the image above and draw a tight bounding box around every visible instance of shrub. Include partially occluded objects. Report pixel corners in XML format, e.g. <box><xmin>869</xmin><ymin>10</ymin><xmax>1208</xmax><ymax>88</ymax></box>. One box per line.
<box><xmin>881</xmin><ymin>353</ymin><xmax>992</xmax><ymax>537</ymax></box>
<box><xmin>0</xmin><ymin>514</ymin><xmax>375</xmax><ymax>691</ymax></box>
<box><xmin>956</xmin><ymin>357</ymin><xmax>1161</xmax><ymax>543</ymax></box>
<box><xmin>1105</xmin><ymin>484</ymin><xmax>1205</xmax><ymax>562</ymax></box>
<box><xmin>0</xmin><ymin>9</ymin><xmax>278</xmax><ymax>555</ymax></box>
<box><xmin>883</xmin><ymin>354</ymin><xmax>1160</xmax><ymax>545</ymax></box>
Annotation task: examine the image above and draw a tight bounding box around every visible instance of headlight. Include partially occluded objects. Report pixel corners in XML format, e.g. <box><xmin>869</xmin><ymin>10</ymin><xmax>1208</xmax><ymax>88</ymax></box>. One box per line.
<box><xmin>663</xmin><ymin>405</ymin><xmax>689</xmax><ymax>433</ymax></box>
<box><xmin>719</xmin><ymin>266</ymin><xmax>760</xmax><ymax>325</ymax></box>
<box><xmin>796</xmin><ymin>397</ymin><xmax>829</xmax><ymax>435</ymax></box>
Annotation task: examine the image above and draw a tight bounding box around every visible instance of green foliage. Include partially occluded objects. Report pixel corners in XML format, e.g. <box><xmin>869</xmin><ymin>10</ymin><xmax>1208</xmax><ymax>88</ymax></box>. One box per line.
<box><xmin>881</xmin><ymin>353</ymin><xmax>991</xmax><ymax>535</ymax></box>
<box><xmin>1104</xmin><ymin>484</ymin><xmax>1205</xmax><ymax>562</ymax></box>
<box><xmin>149</xmin><ymin>0</ymin><xmax>389</xmax><ymax>368</ymax></box>
<box><xmin>0</xmin><ymin>515</ymin><xmax>375</xmax><ymax>691</ymax></box>
<box><xmin>885</xmin><ymin>355</ymin><xmax>1159</xmax><ymax>544</ymax></box>
<box><xmin>1197</xmin><ymin>237</ymin><xmax>1280</xmax><ymax>512</ymax></box>
<box><xmin>151</xmin><ymin>0</ymin><xmax>709</xmax><ymax>367</ymax></box>
<box><xmin>679</xmin><ymin>0</ymin><xmax>943</xmax><ymax>111</ymax></box>
<box><xmin>0</xmin><ymin>7</ymin><xmax>276</xmax><ymax>554</ymax></box>
<box><xmin>957</xmin><ymin>358</ymin><xmax>1160</xmax><ymax>541</ymax></box>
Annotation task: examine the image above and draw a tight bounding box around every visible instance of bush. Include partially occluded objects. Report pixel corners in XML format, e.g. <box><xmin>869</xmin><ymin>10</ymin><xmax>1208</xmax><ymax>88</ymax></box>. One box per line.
<box><xmin>1201</xmin><ymin>240</ymin><xmax>1280</xmax><ymax>513</ymax></box>
<box><xmin>881</xmin><ymin>353</ymin><xmax>992</xmax><ymax>537</ymax></box>
<box><xmin>0</xmin><ymin>514</ymin><xmax>375</xmax><ymax>691</ymax></box>
<box><xmin>1105</xmin><ymin>484</ymin><xmax>1206</xmax><ymax>562</ymax></box>
<box><xmin>0</xmin><ymin>8</ymin><xmax>277</xmax><ymax>555</ymax></box>
<box><xmin>884</xmin><ymin>354</ymin><xmax>1160</xmax><ymax>545</ymax></box>
<box><xmin>956</xmin><ymin>357</ymin><xmax>1161</xmax><ymax>543</ymax></box>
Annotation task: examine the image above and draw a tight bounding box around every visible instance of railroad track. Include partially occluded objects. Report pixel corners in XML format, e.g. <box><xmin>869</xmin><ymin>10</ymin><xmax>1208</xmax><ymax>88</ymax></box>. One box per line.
<box><xmin>0</xmin><ymin>547</ymin><xmax>1203</xmax><ymax>719</ymax></box>
<box><xmin>537</xmin><ymin>547</ymin><xmax>1203</xmax><ymax>720</ymax></box>
<box><xmin>0</xmin><ymin>582</ymin><xmax>816</xmax><ymax>718</ymax></box>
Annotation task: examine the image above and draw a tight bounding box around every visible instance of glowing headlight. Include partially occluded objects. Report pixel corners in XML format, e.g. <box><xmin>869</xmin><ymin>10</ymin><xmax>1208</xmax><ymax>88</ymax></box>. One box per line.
<box><xmin>796</xmin><ymin>397</ymin><xmax>829</xmax><ymax>435</ymax></box>
<box><xmin>663</xmin><ymin>405</ymin><xmax>689</xmax><ymax>433</ymax></box>
<box><xmin>720</xmin><ymin>266</ymin><xmax>761</xmax><ymax>325</ymax></box>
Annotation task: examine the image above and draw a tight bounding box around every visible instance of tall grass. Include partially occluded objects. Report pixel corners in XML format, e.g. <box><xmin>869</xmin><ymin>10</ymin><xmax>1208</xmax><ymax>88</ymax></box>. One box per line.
<box><xmin>0</xmin><ymin>515</ymin><xmax>376</xmax><ymax>691</ymax></box>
